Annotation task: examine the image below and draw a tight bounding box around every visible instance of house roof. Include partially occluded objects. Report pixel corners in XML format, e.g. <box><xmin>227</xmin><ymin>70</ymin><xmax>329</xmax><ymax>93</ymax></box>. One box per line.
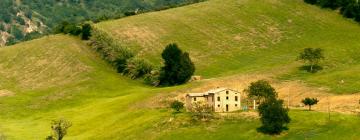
<box><xmin>187</xmin><ymin>88</ymin><xmax>240</xmax><ymax>97</ymax></box>
<box><xmin>187</xmin><ymin>93</ymin><xmax>210</xmax><ymax>97</ymax></box>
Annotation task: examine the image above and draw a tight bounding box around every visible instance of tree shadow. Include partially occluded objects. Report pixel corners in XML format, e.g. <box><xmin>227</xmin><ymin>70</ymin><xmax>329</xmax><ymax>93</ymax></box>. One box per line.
<box><xmin>299</xmin><ymin>65</ymin><xmax>323</xmax><ymax>73</ymax></box>
<box><xmin>256</xmin><ymin>126</ymin><xmax>289</xmax><ymax>135</ymax></box>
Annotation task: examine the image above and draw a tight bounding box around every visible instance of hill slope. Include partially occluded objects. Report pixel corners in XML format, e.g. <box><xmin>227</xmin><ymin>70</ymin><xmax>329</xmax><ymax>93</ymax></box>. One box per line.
<box><xmin>97</xmin><ymin>0</ymin><xmax>360</xmax><ymax>94</ymax></box>
<box><xmin>1</xmin><ymin>0</ymin><xmax>360</xmax><ymax>139</ymax></box>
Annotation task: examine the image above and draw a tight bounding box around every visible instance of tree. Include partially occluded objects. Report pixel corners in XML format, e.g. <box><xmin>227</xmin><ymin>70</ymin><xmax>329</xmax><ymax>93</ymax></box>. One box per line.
<box><xmin>47</xmin><ymin>119</ymin><xmax>72</xmax><ymax>140</ymax></box>
<box><xmin>244</xmin><ymin>80</ymin><xmax>277</xmax><ymax>102</ymax></box>
<box><xmin>159</xmin><ymin>43</ymin><xmax>195</xmax><ymax>86</ymax></box>
<box><xmin>81</xmin><ymin>23</ymin><xmax>91</xmax><ymax>40</ymax></box>
<box><xmin>298</xmin><ymin>48</ymin><xmax>324</xmax><ymax>73</ymax></box>
<box><xmin>302</xmin><ymin>97</ymin><xmax>319</xmax><ymax>111</ymax></box>
<box><xmin>170</xmin><ymin>100</ymin><xmax>184</xmax><ymax>112</ymax></box>
<box><xmin>258</xmin><ymin>98</ymin><xmax>291</xmax><ymax>134</ymax></box>
<box><xmin>245</xmin><ymin>80</ymin><xmax>290</xmax><ymax>134</ymax></box>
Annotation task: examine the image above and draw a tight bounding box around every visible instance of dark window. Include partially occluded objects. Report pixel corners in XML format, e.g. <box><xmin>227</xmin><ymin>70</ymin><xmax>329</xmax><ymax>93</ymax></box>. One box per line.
<box><xmin>235</xmin><ymin>96</ymin><xmax>238</xmax><ymax>101</ymax></box>
<box><xmin>218</xmin><ymin>104</ymin><xmax>220</xmax><ymax>107</ymax></box>
<box><xmin>226</xmin><ymin>91</ymin><xmax>229</xmax><ymax>94</ymax></box>
<box><xmin>194</xmin><ymin>97</ymin><xmax>196</xmax><ymax>101</ymax></box>
<box><xmin>226</xmin><ymin>96</ymin><xmax>229</xmax><ymax>100</ymax></box>
<box><xmin>235</xmin><ymin>104</ymin><xmax>238</xmax><ymax>107</ymax></box>
<box><xmin>217</xmin><ymin>97</ymin><xmax>220</xmax><ymax>101</ymax></box>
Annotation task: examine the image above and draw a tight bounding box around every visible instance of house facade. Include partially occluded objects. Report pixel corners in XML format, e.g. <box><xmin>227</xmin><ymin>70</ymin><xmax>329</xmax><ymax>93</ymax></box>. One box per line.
<box><xmin>186</xmin><ymin>88</ymin><xmax>241</xmax><ymax>112</ymax></box>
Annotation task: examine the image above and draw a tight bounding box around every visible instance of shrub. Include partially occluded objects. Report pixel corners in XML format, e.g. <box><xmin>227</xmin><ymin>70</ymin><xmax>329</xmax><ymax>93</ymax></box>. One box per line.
<box><xmin>304</xmin><ymin>0</ymin><xmax>318</xmax><ymax>5</ymax></box>
<box><xmin>123</xmin><ymin>58</ymin><xmax>154</xmax><ymax>79</ymax></box>
<box><xmin>144</xmin><ymin>70</ymin><xmax>160</xmax><ymax>86</ymax></box>
<box><xmin>170</xmin><ymin>100</ymin><xmax>184</xmax><ymax>112</ymax></box>
<box><xmin>46</xmin><ymin>119</ymin><xmax>72</xmax><ymax>140</ymax></box>
<box><xmin>297</xmin><ymin>48</ymin><xmax>324</xmax><ymax>73</ymax></box>
<box><xmin>190</xmin><ymin>101</ymin><xmax>214</xmax><ymax>121</ymax></box>
<box><xmin>81</xmin><ymin>23</ymin><xmax>91</xmax><ymax>40</ymax></box>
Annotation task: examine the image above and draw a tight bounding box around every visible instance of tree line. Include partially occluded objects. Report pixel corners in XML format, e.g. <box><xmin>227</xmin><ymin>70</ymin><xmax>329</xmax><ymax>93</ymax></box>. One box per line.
<box><xmin>304</xmin><ymin>0</ymin><xmax>360</xmax><ymax>23</ymax></box>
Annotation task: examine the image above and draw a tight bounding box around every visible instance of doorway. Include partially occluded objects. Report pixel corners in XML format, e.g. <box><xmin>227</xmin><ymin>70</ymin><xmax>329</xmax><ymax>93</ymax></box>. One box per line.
<box><xmin>226</xmin><ymin>104</ymin><xmax>229</xmax><ymax>112</ymax></box>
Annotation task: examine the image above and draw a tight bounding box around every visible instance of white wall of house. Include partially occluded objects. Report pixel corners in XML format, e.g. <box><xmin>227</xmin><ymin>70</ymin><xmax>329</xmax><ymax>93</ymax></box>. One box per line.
<box><xmin>213</xmin><ymin>90</ymin><xmax>241</xmax><ymax>112</ymax></box>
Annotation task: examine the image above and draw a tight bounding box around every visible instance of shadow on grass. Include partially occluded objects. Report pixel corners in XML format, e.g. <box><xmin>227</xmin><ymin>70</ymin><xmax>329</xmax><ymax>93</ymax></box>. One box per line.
<box><xmin>299</xmin><ymin>65</ymin><xmax>323</xmax><ymax>73</ymax></box>
<box><xmin>256</xmin><ymin>126</ymin><xmax>289</xmax><ymax>135</ymax></box>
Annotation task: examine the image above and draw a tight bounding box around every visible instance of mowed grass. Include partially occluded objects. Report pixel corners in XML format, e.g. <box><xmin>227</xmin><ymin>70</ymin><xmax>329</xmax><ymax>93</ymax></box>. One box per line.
<box><xmin>156</xmin><ymin>110</ymin><xmax>360</xmax><ymax>140</ymax></box>
<box><xmin>97</xmin><ymin>0</ymin><xmax>360</xmax><ymax>94</ymax></box>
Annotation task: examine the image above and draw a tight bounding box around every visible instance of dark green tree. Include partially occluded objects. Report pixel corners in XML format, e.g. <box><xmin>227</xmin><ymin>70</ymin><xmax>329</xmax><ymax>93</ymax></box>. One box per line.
<box><xmin>298</xmin><ymin>48</ymin><xmax>324</xmax><ymax>73</ymax></box>
<box><xmin>159</xmin><ymin>43</ymin><xmax>195</xmax><ymax>86</ymax></box>
<box><xmin>244</xmin><ymin>80</ymin><xmax>277</xmax><ymax>102</ymax></box>
<box><xmin>81</xmin><ymin>23</ymin><xmax>91</xmax><ymax>40</ymax></box>
<box><xmin>170</xmin><ymin>100</ymin><xmax>184</xmax><ymax>112</ymax></box>
<box><xmin>258</xmin><ymin>98</ymin><xmax>291</xmax><ymax>134</ymax></box>
<box><xmin>47</xmin><ymin>119</ymin><xmax>72</xmax><ymax>140</ymax></box>
<box><xmin>302</xmin><ymin>97</ymin><xmax>319</xmax><ymax>111</ymax></box>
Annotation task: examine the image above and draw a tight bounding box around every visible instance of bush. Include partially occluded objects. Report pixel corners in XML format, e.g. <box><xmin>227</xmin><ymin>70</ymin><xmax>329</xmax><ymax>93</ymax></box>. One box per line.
<box><xmin>81</xmin><ymin>23</ymin><xmax>91</xmax><ymax>40</ymax></box>
<box><xmin>144</xmin><ymin>70</ymin><xmax>160</xmax><ymax>86</ymax></box>
<box><xmin>304</xmin><ymin>0</ymin><xmax>318</xmax><ymax>5</ymax></box>
<box><xmin>46</xmin><ymin>119</ymin><xmax>72</xmax><ymax>140</ymax></box>
<box><xmin>123</xmin><ymin>58</ymin><xmax>154</xmax><ymax>79</ymax></box>
<box><xmin>190</xmin><ymin>101</ymin><xmax>214</xmax><ymax>121</ymax></box>
<box><xmin>170</xmin><ymin>100</ymin><xmax>184</xmax><ymax>112</ymax></box>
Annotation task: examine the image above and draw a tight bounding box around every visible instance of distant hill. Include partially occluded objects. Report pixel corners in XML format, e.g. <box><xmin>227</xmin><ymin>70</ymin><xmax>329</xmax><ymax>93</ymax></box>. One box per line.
<box><xmin>0</xmin><ymin>0</ymin><xmax>204</xmax><ymax>46</ymax></box>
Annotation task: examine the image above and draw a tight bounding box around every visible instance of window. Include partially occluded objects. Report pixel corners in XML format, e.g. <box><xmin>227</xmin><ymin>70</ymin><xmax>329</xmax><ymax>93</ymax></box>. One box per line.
<box><xmin>226</xmin><ymin>96</ymin><xmax>229</xmax><ymax>100</ymax></box>
<box><xmin>194</xmin><ymin>97</ymin><xmax>196</xmax><ymax>101</ymax></box>
<box><xmin>217</xmin><ymin>97</ymin><xmax>220</xmax><ymax>101</ymax></box>
<box><xmin>218</xmin><ymin>104</ymin><xmax>220</xmax><ymax>107</ymax></box>
<box><xmin>235</xmin><ymin>96</ymin><xmax>238</xmax><ymax>101</ymax></box>
<box><xmin>235</xmin><ymin>104</ymin><xmax>238</xmax><ymax>107</ymax></box>
<box><xmin>226</xmin><ymin>91</ymin><xmax>229</xmax><ymax>94</ymax></box>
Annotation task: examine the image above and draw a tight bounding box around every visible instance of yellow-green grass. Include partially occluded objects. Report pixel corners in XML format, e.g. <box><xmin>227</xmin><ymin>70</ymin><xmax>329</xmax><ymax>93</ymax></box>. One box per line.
<box><xmin>0</xmin><ymin>34</ymin><xmax>359</xmax><ymax>140</ymax></box>
<box><xmin>97</xmin><ymin>0</ymin><xmax>360</xmax><ymax>94</ymax></box>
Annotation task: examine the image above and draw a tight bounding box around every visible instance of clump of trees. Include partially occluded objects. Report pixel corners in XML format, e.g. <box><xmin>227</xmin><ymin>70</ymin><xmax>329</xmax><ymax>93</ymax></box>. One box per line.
<box><xmin>298</xmin><ymin>48</ymin><xmax>324</xmax><ymax>73</ymax></box>
<box><xmin>302</xmin><ymin>97</ymin><xmax>319</xmax><ymax>111</ymax></box>
<box><xmin>159</xmin><ymin>43</ymin><xmax>195</xmax><ymax>86</ymax></box>
<box><xmin>54</xmin><ymin>22</ymin><xmax>92</xmax><ymax>40</ymax></box>
<box><xmin>245</xmin><ymin>80</ymin><xmax>290</xmax><ymax>135</ymax></box>
<box><xmin>303</xmin><ymin>0</ymin><xmax>360</xmax><ymax>23</ymax></box>
<box><xmin>46</xmin><ymin>119</ymin><xmax>72</xmax><ymax>140</ymax></box>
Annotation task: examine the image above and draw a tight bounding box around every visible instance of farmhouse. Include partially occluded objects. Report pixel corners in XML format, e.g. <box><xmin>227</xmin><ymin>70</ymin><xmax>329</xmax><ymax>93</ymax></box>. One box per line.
<box><xmin>186</xmin><ymin>88</ymin><xmax>242</xmax><ymax>112</ymax></box>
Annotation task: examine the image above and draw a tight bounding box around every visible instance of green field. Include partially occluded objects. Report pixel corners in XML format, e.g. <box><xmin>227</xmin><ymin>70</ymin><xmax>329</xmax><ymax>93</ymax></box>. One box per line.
<box><xmin>1</xmin><ymin>0</ymin><xmax>360</xmax><ymax>139</ymax></box>
<box><xmin>97</xmin><ymin>0</ymin><xmax>360</xmax><ymax>94</ymax></box>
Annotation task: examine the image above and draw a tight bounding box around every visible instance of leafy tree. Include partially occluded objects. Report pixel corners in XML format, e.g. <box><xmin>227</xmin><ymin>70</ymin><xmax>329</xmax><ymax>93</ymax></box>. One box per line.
<box><xmin>81</xmin><ymin>23</ymin><xmax>91</xmax><ymax>40</ymax></box>
<box><xmin>244</xmin><ymin>80</ymin><xmax>277</xmax><ymax>102</ymax></box>
<box><xmin>46</xmin><ymin>119</ymin><xmax>72</xmax><ymax>140</ymax></box>
<box><xmin>246</xmin><ymin>80</ymin><xmax>290</xmax><ymax>134</ymax></box>
<box><xmin>258</xmin><ymin>98</ymin><xmax>291</xmax><ymax>134</ymax></box>
<box><xmin>170</xmin><ymin>100</ymin><xmax>184</xmax><ymax>112</ymax></box>
<box><xmin>159</xmin><ymin>43</ymin><xmax>195</xmax><ymax>86</ymax></box>
<box><xmin>298</xmin><ymin>48</ymin><xmax>324</xmax><ymax>73</ymax></box>
<box><xmin>302</xmin><ymin>97</ymin><xmax>319</xmax><ymax>111</ymax></box>
<box><xmin>319</xmin><ymin>0</ymin><xmax>341</xmax><ymax>9</ymax></box>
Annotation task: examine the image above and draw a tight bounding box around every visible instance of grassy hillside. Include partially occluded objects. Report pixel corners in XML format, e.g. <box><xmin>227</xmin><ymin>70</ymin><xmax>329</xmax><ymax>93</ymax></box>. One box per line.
<box><xmin>97</xmin><ymin>0</ymin><xmax>360</xmax><ymax>94</ymax></box>
<box><xmin>1</xmin><ymin>0</ymin><xmax>360</xmax><ymax>139</ymax></box>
